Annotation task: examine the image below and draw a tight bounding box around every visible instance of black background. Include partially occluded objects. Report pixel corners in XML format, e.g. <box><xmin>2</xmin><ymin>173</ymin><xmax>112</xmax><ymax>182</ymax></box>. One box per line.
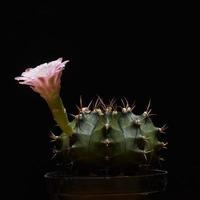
<box><xmin>4</xmin><ymin>2</ymin><xmax>199</xmax><ymax>200</ymax></box>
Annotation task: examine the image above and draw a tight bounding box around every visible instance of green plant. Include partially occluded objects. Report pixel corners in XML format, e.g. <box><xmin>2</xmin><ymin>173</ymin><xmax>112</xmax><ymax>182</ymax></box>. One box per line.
<box><xmin>15</xmin><ymin>58</ymin><xmax>167</xmax><ymax>176</ymax></box>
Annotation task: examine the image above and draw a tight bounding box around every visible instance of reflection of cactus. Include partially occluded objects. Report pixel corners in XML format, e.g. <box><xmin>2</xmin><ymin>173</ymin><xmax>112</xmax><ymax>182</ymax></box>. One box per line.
<box><xmin>52</xmin><ymin>97</ymin><xmax>167</xmax><ymax>175</ymax></box>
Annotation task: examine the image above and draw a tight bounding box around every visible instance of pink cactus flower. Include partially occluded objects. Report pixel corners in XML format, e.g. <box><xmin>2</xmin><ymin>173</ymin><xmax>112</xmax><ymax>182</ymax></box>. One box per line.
<box><xmin>15</xmin><ymin>58</ymin><xmax>69</xmax><ymax>100</ymax></box>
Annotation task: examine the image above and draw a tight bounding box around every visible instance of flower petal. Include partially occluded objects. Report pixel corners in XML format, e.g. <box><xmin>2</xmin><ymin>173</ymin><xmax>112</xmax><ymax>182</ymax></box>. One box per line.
<box><xmin>15</xmin><ymin>58</ymin><xmax>69</xmax><ymax>100</ymax></box>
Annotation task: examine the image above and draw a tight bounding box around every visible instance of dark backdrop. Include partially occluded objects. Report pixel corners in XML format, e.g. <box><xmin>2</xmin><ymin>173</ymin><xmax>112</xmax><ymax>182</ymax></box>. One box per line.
<box><xmin>4</xmin><ymin>2</ymin><xmax>199</xmax><ymax>200</ymax></box>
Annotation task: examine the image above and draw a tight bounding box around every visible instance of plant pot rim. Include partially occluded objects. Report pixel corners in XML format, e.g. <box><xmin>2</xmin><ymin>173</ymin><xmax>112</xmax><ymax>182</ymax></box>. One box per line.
<box><xmin>44</xmin><ymin>170</ymin><xmax>168</xmax><ymax>196</ymax></box>
<box><xmin>44</xmin><ymin>169</ymin><xmax>168</xmax><ymax>180</ymax></box>
<box><xmin>44</xmin><ymin>169</ymin><xmax>168</xmax><ymax>196</ymax></box>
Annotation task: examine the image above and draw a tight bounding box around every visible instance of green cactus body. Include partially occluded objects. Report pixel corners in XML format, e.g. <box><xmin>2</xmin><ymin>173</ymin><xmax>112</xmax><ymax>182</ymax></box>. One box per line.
<box><xmin>53</xmin><ymin>99</ymin><xmax>167</xmax><ymax>175</ymax></box>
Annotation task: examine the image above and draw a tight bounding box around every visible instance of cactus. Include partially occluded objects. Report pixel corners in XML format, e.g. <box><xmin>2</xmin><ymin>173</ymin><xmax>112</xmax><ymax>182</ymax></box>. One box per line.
<box><xmin>51</xmin><ymin>97</ymin><xmax>167</xmax><ymax>175</ymax></box>
<box><xmin>15</xmin><ymin>58</ymin><xmax>167</xmax><ymax>176</ymax></box>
